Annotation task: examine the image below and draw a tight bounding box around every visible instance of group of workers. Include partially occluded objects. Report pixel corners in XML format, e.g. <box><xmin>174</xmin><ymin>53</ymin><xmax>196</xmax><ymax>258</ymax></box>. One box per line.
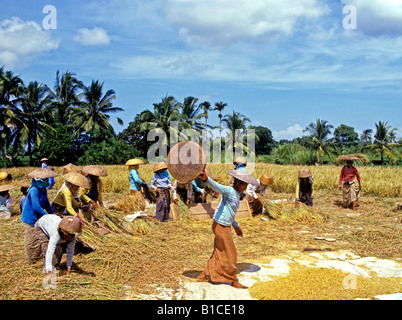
<box><xmin>0</xmin><ymin>155</ymin><xmax>362</xmax><ymax>289</ymax></box>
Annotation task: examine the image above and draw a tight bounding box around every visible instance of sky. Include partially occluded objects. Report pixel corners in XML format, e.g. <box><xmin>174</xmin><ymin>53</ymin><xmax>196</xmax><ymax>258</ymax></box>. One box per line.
<box><xmin>1</xmin><ymin>0</ymin><xmax>401</xmax><ymax>141</ymax></box>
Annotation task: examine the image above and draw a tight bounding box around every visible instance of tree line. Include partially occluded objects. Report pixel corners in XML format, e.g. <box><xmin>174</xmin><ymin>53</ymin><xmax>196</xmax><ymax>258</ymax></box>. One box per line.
<box><xmin>1</xmin><ymin>66</ymin><xmax>400</xmax><ymax>168</ymax></box>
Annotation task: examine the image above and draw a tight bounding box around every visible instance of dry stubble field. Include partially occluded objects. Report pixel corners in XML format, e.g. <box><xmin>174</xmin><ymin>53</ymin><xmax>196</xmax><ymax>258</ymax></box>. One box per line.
<box><xmin>0</xmin><ymin>163</ymin><xmax>401</xmax><ymax>299</ymax></box>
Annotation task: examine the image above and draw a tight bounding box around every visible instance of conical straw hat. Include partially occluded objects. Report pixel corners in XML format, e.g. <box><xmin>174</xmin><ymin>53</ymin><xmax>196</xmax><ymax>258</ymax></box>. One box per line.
<box><xmin>0</xmin><ymin>184</ymin><xmax>14</xmax><ymax>192</ymax></box>
<box><xmin>153</xmin><ymin>162</ymin><xmax>167</xmax><ymax>173</ymax></box>
<box><xmin>15</xmin><ymin>180</ymin><xmax>31</xmax><ymax>188</ymax></box>
<box><xmin>0</xmin><ymin>172</ymin><xmax>8</xmax><ymax>180</ymax></box>
<box><xmin>298</xmin><ymin>169</ymin><xmax>312</xmax><ymax>178</ymax></box>
<box><xmin>259</xmin><ymin>174</ymin><xmax>273</xmax><ymax>186</ymax></box>
<box><xmin>167</xmin><ymin>141</ymin><xmax>207</xmax><ymax>183</ymax></box>
<box><xmin>125</xmin><ymin>159</ymin><xmax>144</xmax><ymax>166</ymax></box>
<box><xmin>28</xmin><ymin>168</ymin><xmax>59</xmax><ymax>179</ymax></box>
<box><xmin>227</xmin><ymin>170</ymin><xmax>259</xmax><ymax>186</ymax></box>
<box><xmin>64</xmin><ymin>172</ymin><xmax>90</xmax><ymax>188</ymax></box>
<box><xmin>59</xmin><ymin>216</ymin><xmax>82</xmax><ymax>235</ymax></box>
<box><xmin>63</xmin><ymin>163</ymin><xmax>80</xmax><ymax>175</ymax></box>
<box><xmin>81</xmin><ymin>165</ymin><xmax>107</xmax><ymax>177</ymax></box>
<box><xmin>233</xmin><ymin>156</ymin><xmax>247</xmax><ymax>165</ymax></box>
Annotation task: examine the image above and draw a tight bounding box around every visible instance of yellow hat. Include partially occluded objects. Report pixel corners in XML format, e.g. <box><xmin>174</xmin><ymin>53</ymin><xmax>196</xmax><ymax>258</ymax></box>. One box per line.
<box><xmin>0</xmin><ymin>172</ymin><xmax>8</xmax><ymax>180</ymax></box>
<box><xmin>125</xmin><ymin>159</ymin><xmax>144</xmax><ymax>166</ymax></box>
<box><xmin>153</xmin><ymin>162</ymin><xmax>167</xmax><ymax>173</ymax></box>
<box><xmin>81</xmin><ymin>165</ymin><xmax>107</xmax><ymax>177</ymax></box>
<box><xmin>64</xmin><ymin>172</ymin><xmax>91</xmax><ymax>188</ymax></box>
<box><xmin>40</xmin><ymin>158</ymin><xmax>48</xmax><ymax>162</ymax></box>
<box><xmin>259</xmin><ymin>174</ymin><xmax>273</xmax><ymax>186</ymax></box>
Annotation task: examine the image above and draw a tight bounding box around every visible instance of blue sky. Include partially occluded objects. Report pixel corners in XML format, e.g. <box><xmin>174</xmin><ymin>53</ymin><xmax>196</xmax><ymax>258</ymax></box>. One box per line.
<box><xmin>1</xmin><ymin>0</ymin><xmax>401</xmax><ymax>141</ymax></box>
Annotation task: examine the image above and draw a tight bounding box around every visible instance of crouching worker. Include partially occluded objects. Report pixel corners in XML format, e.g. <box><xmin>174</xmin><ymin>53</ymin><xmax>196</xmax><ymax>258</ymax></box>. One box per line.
<box><xmin>295</xmin><ymin>169</ymin><xmax>314</xmax><ymax>207</ymax></box>
<box><xmin>78</xmin><ymin>165</ymin><xmax>107</xmax><ymax>210</ymax></box>
<box><xmin>34</xmin><ymin>214</ymin><xmax>82</xmax><ymax>275</ymax></box>
<box><xmin>245</xmin><ymin>173</ymin><xmax>273</xmax><ymax>215</ymax></box>
<box><xmin>197</xmin><ymin>169</ymin><xmax>258</xmax><ymax>289</ymax></box>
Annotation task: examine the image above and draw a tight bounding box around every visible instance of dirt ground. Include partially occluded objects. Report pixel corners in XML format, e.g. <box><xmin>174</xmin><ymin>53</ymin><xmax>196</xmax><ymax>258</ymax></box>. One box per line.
<box><xmin>0</xmin><ymin>189</ymin><xmax>401</xmax><ymax>300</ymax></box>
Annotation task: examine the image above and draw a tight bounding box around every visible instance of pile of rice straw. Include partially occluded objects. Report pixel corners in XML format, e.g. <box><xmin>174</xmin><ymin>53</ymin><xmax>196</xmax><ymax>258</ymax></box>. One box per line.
<box><xmin>262</xmin><ymin>200</ymin><xmax>324</xmax><ymax>224</ymax></box>
<box><xmin>249</xmin><ymin>263</ymin><xmax>402</xmax><ymax>300</ymax></box>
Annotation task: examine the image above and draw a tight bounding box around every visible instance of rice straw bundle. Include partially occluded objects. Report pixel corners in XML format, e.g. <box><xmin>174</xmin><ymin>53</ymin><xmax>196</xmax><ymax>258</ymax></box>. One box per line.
<box><xmin>337</xmin><ymin>153</ymin><xmax>369</xmax><ymax>165</ymax></box>
<box><xmin>113</xmin><ymin>194</ymin><xmax>146</xmax><ymax>213</ymax></box>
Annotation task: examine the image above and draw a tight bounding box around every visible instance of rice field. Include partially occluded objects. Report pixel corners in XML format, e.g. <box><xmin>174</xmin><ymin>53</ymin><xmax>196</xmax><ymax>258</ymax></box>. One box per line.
<box><xmin>0</xmin><ymin>163</ymin><xmax>401</xmax><ymax>300</ymax></box>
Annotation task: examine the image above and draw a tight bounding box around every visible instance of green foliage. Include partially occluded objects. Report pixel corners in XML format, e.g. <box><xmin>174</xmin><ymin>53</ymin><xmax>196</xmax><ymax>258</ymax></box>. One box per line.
<box><xmin>272</xmin><ymin>144</ymin><xmax>317</xmax><ymax>165</ymax></box>
<box><xmin>77</xmin><ymin>138</ymin><xmax>138</xmax><ymax>165</ymax></box>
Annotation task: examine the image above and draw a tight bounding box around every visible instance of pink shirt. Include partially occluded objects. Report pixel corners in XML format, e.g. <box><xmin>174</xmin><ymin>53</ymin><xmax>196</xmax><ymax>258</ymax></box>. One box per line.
<box><xmin>339</xmin><ymin>166</ymin><xmax>360</xmax><ymax>186</ymax></box>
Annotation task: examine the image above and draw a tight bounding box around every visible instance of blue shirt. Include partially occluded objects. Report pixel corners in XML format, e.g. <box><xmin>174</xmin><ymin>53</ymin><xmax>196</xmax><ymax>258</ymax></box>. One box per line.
<box><xmin>151</xmin><ymin>171</ymin><xmax>172</xmax><ymax>189</ymax></box>
<box><xmin>21</xmin><ymin>185</ymin><xmax>54</xmax><ymax>226</ymax></box>
<box><xmin>129</xmin><ymin>169</ymin><xmax>144</xmax><ymax>191</ymax></box>
<box><xmin>235</xmin><ymin>164</ymin><xmax>247</xmax><ymax>171</ymax></box>
<box><xmin>46</xmin><ymin>177</ymin><xmax>55</xmax><ymax>189</ymax></box>
<box><xmin>206</xmin><ymin>177</ymin><xmax>240</xmax><ymax>229</ymax></box>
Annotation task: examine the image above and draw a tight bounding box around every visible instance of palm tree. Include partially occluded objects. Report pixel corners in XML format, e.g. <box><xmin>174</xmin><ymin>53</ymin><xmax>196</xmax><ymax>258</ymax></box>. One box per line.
<box><xmin>200</xmin><ymin>101</ymin><xmax>211</xmax><ymax>131</ymax></box>
<box><xmin>71</xmin><ymin>79</ymin><xmax>124</xmax><ymax>141</ymax></box>
<box><xmin>363</xmin><ymin>121</ymin><xmax>401</xmax><ymax>165</ymax></box>
<box><xmin>46</xmin><ymin>70</ymin><xmax>83</xmax><ymax>127</ymax></box>
<box><xmin>12</xmin><ymin>81</ymin><xmax>53</xmax><ymax>165</ymax></box>
<box><xmin>214</xmin><ymin>101</ymin><xmax>227</xmax><ymax>138</ymax></box>
<box><xmin>221</xmin><ymin>111</ymin><xmax>257</xmax><ymax>158</ymax></box>
<box><xmin>140</xmin><ymin>95</ymin><xmax>190</xmax><ymax>149</ymax></box>
<box><xmin>179</xmin><ymin>96</ymin><xmax>206</xmax><ymax>134</ymax></box>
<box><xmin>304</xmin><ymin>119</ymin><xmax>335</xmax><ymax>164</ymax></box>
<box><xmin>360</xmin><ymin>129</ymin><xmax>373</xmax><ymax>144</ymax></box>
<box><xmin>0</xmin><ymin>67</ymin><xmax>24</xmax><ymax>167</ymax></box>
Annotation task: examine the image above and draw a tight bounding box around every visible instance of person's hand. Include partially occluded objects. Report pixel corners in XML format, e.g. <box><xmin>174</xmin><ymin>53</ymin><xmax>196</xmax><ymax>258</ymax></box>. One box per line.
<box><xmin>67</xmin><ymin>267</ymin><xmax>71</xmax><ymax>275</ymax></box>
<box><xmin>199</xmin><ymin>172</ymin><xmax>208</xmax><ymax>181</ymax></box>
<box><xmin>235</xmin><ymin>227</ymin><xmax>243</xmax><ymax>238</ymax></box>
<box><xmin>174</xmin><ymin>198</ymin><xmax>178</xmax><ymax>204</ymax></box>
<box><xmin>295</xmin><ymin>200</ymin><xmax>300</xmax><ymax>206</ymax></box>
<box><xmin>91</xmin><ymin>200</ymin><xmax>99</xmax><ymax>209</ymax></box>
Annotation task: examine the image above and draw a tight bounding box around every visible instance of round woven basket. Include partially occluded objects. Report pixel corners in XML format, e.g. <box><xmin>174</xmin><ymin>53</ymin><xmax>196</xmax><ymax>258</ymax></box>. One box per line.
<box><xmin>64</xmin><ymin>172</ymin><xmax>91</xmax><ymax>188</ymax></box>
<box><xmin>81</xmin><ymin>165</ymin><xmax>108</xmax><ymax>177</ymax></box>
<box><xmin>167</xmin><ymin>141</ymin><xmax>207</xmax><ymax>183</ymax></box>
<box><xmin>27</xmin><ymin>168</ymin><xmax>59</xmax><ymax>179</ymax></box>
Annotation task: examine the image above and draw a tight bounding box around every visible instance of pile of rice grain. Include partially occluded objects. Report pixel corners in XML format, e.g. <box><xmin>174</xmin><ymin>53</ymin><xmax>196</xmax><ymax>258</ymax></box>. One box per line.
<box><xmin>249</xmin><ymin>264</ymin><xmax>402</xmax><ymax>300</ymax></box>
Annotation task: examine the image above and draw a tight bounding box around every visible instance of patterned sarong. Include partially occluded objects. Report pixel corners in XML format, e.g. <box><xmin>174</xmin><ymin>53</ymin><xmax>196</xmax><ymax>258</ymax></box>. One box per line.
<box><xmin>343</xmin><ymin>182</ymin><xmax>360</xmax><ymax>206</ymax></box>
<box><xmin>155</xmin><ymin>187</ymin><xmax>170</xmax><ymax>222</ymax></box>
<box><xmin>203</xmin><ymin>221</ymin><xmax>238</xmax><ymax>283</ymax></box>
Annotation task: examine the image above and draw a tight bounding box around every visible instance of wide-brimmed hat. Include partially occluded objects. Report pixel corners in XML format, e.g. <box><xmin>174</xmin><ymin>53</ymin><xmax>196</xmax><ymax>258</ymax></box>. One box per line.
<box><xmin>64</xmin><ymin>172</ymin><xmax>91</xmax><ymax>188</ymax></box>
<box><xmin>260</xmin><ymin>174</ymin><xmax>273</xmax><ymax>186</ymax></box>
<box><xmin>58</xmin><ymin>216</ymin><xmax>82</xmax><ymax>235</ymax></box>
<box><xmin>0</xmin><ymin>184</ymin><xmax>14</xmax><ymax>192</ymax></box>
<box><xmin>298</xmin><ymin>169</ymin><xmax>312</xmax><ymax>178</ymax></box>
<box><xmin>62</xmin><ymin>163</ymin><xmax>80</xmax><ymax>175</ymax></box>
<box><xmin>153</xmin><ymin>162</ymin><xmax>168</xmax><ymax>173</ymax></box>
<box><xmin>16</xmin><ymin>180</ymin><xmax>31</xmax><ymax>188</ymax></box>
<box><xmin>233</xmin><ymin>156</ymin><xmax>247</xmax><ymax>165</ymax></box>
<box><xmin>0</xmin><ymin>172</ymin><xmax>7</xmax><ymax>180</ymax></box>
<box><xmin>40</xmin><ymin>158</ymin><xmax>48</xmax><ymax>162</ymax></box>
<box><xmin>167</xmin><ymin>141</ymin><xmax>207</xmax><ymax>183</ymax></box>
<box><xmin>125</xmin><ymin>159</ymin><xmax>144</xmax><ymax>166</ymax></box>
<box><xmin>28</xmin><ymin>168</ymin><xmax>59</xmax><ymax>179</ymax></box>
<box><xmin>81</xmin><ymin>165</ymin><xmax>107</xmax><ymax>177</ymax></box>
<box><xmin>227</xmin><ymin>170</ymin><xmax>258</xmax><ymax>186</ymax></box>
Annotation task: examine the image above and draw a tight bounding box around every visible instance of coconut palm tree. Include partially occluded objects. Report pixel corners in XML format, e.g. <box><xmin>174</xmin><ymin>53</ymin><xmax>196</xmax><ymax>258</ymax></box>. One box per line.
<box><xmin>200</xmin><ymin>101</ymin><xmax>212</xmax><ymax>131</ymax></box>
<box><xmin>46</xmin><ymin>70</ymin><xmax>83</xmax><ymax>127</ymax></box>
<box><xmin>140</xmin><ymin>95</ymin><xmax>190</xmax><ymax>149</ymax></box>
<box><xmin>0</xmin><ymin>67</ymin><xmax>24</xmax><ymax>167</ymax></box>
<box><xmin>304</xmin><ymin>119</ymin><xmax>335</xmax><ymax>164</ymax></box>
<box><xmin>179</xmin><ymin>96</ymin><xmax>206</xmax><ymax>134</ymax></box>
<box><xmin>11</xmin><ymin>81</ymin><xmax>54</xmax><ymax>165</ymax></box>
<box><xmin>360</xmin><ymin>129</ymin><xmax>373</xmax><ymax>144</ymax></box>
<box><xmin>221</xmin><ymin>111</ymin><xmax>257</xmax><ymax>158</ymax></box>
<box><xmin>363</xmin><ymin>121</ymin><xmax>401</xmax><ymax>165</ymax></box>
<box><xmin>214</xmin><ymin>101</ymin><xmax>227</xmax><ymax>138</ymax></box>
<box><xmin>71</xmin><ymin>79</ymin><xmax>124</xmax><ymax>142</ymax></box>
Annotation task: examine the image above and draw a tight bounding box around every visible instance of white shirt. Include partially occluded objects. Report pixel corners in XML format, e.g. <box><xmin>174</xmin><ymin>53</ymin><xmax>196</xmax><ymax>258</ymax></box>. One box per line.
<box><xmin>0</xmin><ymin>194</ymin><xmax>12</xmax><ymax>211</ymax></box>
<box><xmin>37</xmin><ymin>214</ymin><xmax>76</xmax><ymax>273</ymax></box>
<box><xmin>246</xmin><ymin>179</ymin><xmax>267</xmax><ymax>199</ymax></box>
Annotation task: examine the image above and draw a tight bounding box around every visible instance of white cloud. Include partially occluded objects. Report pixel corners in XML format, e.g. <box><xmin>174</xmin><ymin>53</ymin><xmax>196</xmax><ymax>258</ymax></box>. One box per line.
<box><xmin>272</xmin><ymin>124</ymin><xmax>306</xmax><ymax>141</ymax></box>
<box><xmin>0</xmin><ymin>17</ymin><xmax>60</xmax><ymax>68</ymax></box>
<box><xmin>165</xmin><ymin>0</ymin><xmax>330</xmax><ymax>47</ymax></box>
<box><xmin>73</xmin><ymin>27</ymin><xmax>111</xmax><ymax>46</ymax></box>
<box><xmin>343</xmin><ymin>0</ymin><xmax>402</xmax><ymax>36</ymax></box>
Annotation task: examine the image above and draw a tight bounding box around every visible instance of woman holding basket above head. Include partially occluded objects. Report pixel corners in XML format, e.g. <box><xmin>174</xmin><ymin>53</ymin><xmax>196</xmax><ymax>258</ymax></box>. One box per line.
<box><xmin>51</xmin><ymin>172</ymin><xmax>90</xmax><ymax>218</ymax></box>
<box><xmin>197</xmin><ymin>169</ymin><xmax>258</xmax><ymax>289</ymax></box>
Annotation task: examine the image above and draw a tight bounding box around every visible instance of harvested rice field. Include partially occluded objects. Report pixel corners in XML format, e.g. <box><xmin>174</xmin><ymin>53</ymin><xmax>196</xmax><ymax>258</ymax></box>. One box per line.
<box><xmin>0</xmin><ymin>164</ymin><xmax>401</xmax><ymax>300</ymax></box>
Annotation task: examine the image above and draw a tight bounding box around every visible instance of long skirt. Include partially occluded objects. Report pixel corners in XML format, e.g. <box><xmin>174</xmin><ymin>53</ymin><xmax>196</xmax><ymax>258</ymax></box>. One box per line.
<box><xmin>22</xmin><ymin>222</ymin><xmax>42</xmax><ymax>264</ymax></box>
<box><xmin>155</xmin><ymin>188</ymin><xmax>170</xmax><ymax>222</ymax></box>
<box><xmin>343</xmin><ymin>182</ymin><xmax>360</xmax><ymax>206</ymax></box>
<box><xmin>202</xmin><ymin>221</ymin><xmax>238</xmax><ymax>283</ymax></box>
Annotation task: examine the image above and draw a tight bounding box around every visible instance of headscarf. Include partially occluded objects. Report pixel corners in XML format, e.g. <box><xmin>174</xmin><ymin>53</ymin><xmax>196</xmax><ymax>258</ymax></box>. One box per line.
<box><xmin>27</xmin><ymin>178</ymin><xmax>48</xmax><ymax>194</ymax></box>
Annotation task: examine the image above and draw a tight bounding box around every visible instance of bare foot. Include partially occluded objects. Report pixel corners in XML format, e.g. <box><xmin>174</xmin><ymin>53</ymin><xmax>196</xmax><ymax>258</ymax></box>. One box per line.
<box><xmin>232</xmin><ymin>281</ymin><xmax>248</xmax><ymax>289</ymax></box>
